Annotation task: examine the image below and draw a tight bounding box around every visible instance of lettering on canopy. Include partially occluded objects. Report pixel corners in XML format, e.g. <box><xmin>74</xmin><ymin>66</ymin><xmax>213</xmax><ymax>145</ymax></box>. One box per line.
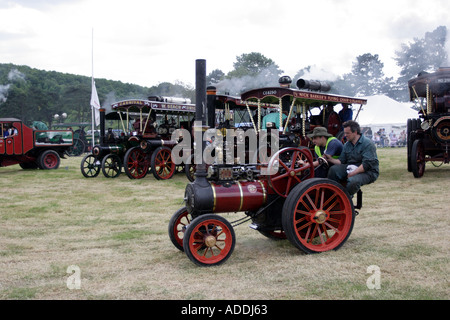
<box><xmin>111</xmin><ymin>100</ymin><xmax>195</xmax><ymax>113</ymax></box>
<box><xmin>293</xmin><ymin>91</ymin><xmax>367</xmax><ymax>105</ymax></box>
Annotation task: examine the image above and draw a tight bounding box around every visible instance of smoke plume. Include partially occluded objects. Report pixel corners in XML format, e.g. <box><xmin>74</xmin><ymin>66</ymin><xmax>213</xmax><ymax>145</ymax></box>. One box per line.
<box><xmin>0</xmin><ymin>68</ymin><xmax>26</xmax><ymax>104</ymax></box>
<box><xmin>214</xmin><ymin>65</ymin><xmax>281</xmax><ymax>96</ymax></box>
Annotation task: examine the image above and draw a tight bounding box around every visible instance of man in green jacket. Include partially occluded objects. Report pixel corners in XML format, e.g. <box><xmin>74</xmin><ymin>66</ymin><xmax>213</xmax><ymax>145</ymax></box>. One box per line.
<box><xmin>325</xmin><ymin>120</ymin><xmax>379</xmax><ymax>196</ymax></box>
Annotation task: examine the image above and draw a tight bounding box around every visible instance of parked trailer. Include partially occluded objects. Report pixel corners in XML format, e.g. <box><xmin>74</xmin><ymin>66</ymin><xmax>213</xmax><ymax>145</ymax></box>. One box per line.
<box><xmin>0</xmin><ymin>118</ymin><xmax>73</xmax><ymax>170</ymax></box>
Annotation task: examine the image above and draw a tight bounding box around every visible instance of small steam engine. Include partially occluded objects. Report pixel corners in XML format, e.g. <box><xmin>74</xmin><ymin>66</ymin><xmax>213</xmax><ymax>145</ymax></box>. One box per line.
<box><xmin>169</xmin><ymin>60</ymin><xmax>366</xmax><ymax>267</ymax></box>
<box><xmin>407</xmin><ymin>67</ymin><xmax>450</xmax><ymax>177</ymax></box>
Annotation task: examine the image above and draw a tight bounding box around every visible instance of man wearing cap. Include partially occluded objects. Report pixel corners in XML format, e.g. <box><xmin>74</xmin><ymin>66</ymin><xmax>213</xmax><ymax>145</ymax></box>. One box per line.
<box><xmin>307</xmin><ymin>126</ymin><xmax>343</xmax><ymax>178</ymax></box>
<box><xmin>325</xmin><ymin>120</ymin><xmax>379</xmax><ymax>196</ymax></box>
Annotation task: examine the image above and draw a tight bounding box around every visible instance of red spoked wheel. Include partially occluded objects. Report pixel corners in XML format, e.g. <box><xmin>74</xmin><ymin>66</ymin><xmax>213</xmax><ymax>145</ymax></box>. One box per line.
<box><xmin>124</xmin><ymin>147</ymin><xmax>149</xmax><ymax>179</ymax></box>
<box><xmin>151</xmin><ymin>146</ymin><xmax>176</xmax><ymax>180</ymax></box>
<box><xmin>168</xmin><ymin>207</ymin><xmax>192</xmax><ymax>251</ymax></box>
<box><xmin>39</xmin><ymin>150</ymin><xmax>60</xmax><ymax>170</ymax></box>
<box><xmin>267</xmin><ymin>147</ymin><xmax>314</xmax><ymax>198</ymax></box>
<box><xmin>282</xmin><ymin>178</ymin><xmax>355</xmax><ymax>253</ymax></box>
<box><xmin>183</xmin><ymin>214</ymin><xmax>235</xmax><ymax>267</ymax></box>
<box><xmin>411</xmin><ymin>139</ymin><xmax>425</xmax><ymax>178</ymax></box>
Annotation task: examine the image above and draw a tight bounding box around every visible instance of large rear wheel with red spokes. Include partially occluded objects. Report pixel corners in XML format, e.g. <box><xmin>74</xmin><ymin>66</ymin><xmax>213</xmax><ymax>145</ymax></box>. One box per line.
<box><xmin>282</xmin><ymin>178</ymin><xmax>355</xmax><ymax>254</ymax></box>
<box><xmin>183</xmin><ymin>214</ymin><xmax>235</xmax><ymax>267</ymax></box>
<box><xmin>124</xmin><ymin>147</ymin><xmax>149</xmax><ymax>179</ymax></box>
<box><xmin>151</xmin><ymin>146</ymin><xmax>176</xmax><ymax>180</ymax></box>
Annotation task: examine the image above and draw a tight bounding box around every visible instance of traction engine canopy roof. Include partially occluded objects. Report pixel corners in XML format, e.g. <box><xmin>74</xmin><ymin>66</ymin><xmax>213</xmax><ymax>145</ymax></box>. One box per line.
<box><xmin>408</xmin><ymin>67</ymin><xmax>450</xmax><ymax>101</ymax></box>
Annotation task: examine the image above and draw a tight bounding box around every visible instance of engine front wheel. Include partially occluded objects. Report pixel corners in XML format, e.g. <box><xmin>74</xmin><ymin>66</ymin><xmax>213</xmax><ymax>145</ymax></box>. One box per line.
<box><xmin>80</xmin><ymin>154</ymin><xmax>100</xmax><ymax>178</ymax></box>
<box><xmin>183</xmin><ymin>214</ymin><xmax>235</xmax><ymax>267</ymax></box>
<box><xmin>101</xmin><ymin>154</ymin><xmax>122</xmax><ymax>178</ymax></box>
<box><xmin>168</xmin><ymin>207</ymin><xmax>193</xmax><ymax>251</ymax></box>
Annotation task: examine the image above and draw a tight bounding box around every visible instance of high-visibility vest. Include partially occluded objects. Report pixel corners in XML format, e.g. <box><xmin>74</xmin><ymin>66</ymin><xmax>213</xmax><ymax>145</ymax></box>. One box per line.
<box><xmin>315</xmin><ymin>137</ymin><xmax>340</xmax><ymax>159</ymax></box>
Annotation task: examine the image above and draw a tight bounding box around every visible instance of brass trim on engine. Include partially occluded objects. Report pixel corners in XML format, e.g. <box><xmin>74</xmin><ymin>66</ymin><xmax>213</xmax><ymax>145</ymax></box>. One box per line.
<box><xmin>258</xmin><ymin>180</ymin><xmax>267</xmax><ymax>204</ymax></box>
<box><xmin>237</xmin><ymin>181</ymin><xmax>244</xmax><ymax>211</ymax></box>
<box><xmin>211</xmin><ymin>183</ymin><xmax>217</xmax><ymax>212</ymax></box>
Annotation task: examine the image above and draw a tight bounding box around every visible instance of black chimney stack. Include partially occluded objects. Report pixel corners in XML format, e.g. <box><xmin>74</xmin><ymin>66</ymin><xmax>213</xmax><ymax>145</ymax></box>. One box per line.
<box><xmin>193</xmin><ymin>59</ymin><xmax>208</xmax><ymax>183</ymax></box>
<box><xmin>184</xmin><ymin>59</ymin><xmax>214</xmax><ymax>215</ymax></box>
<box><xmin>99</xmin><ymin>108</ymin><xmax>106</xmax><ymax>145</ymax></box>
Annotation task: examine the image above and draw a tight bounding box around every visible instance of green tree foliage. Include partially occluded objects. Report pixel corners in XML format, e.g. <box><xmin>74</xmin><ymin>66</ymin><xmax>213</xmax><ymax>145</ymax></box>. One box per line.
<box><xmin>207</xmin><ymin>69</ymin><xmax>225</xmax><ymax>86</ymax></box>
<box><xmin>214</xmin><ymin>52</ymin><xmax>284</xmax><ymax>95</ymax></box>
<box><xmin>227</xmin><ymin>52</ymin><xmax>282</xmax><ymax>79</ymax></box>
<box><xmin>336</xmin><ymin>53</ymin><xmax>395</xmax><ymax>98</ymax></box>
<box><xmin>147</xmin><ymin>81</ymin><xmax>195</xmax><ymax>102</ymax></box>
<box><xmin>0</xmin><ymin>64</ymin><xmax>183</xmax><ymax>127</ymax></box>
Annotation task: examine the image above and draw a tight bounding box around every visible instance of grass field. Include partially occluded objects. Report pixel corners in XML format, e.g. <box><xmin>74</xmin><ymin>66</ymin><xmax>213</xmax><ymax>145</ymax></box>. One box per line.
<box><xmin>0</xmin><ymin>147</ymin><xmax>448</xmax><ymax>300</ymax></box>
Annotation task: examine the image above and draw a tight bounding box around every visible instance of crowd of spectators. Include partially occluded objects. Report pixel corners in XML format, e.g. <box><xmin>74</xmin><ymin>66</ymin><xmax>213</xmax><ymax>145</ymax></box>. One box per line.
<box><xmin>362</xmin><ymin>127</ymin><xmax>407</xmax><ymax>148</ymax></box>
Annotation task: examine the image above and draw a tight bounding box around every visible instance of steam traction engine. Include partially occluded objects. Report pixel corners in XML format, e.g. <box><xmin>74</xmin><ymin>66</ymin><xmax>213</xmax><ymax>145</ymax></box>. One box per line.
<box><xmin>112</xmin><ymin>98</ymin><xmax>195</xmax><ymax>180</ymax></box>
<box><xmin>407</xmin><ymin>67</ymin><xmax>450</xmax><ymax>177</ymax></box>
<box><xmin>169</xmin><ymin>60</ymin><xmax>366</xmax><ymax>267</ymax></box>
<box><xmin>80</xmin><ymin>108</ymin><xmax>139</xmax><ymax>178</ymax></box>
<box><xmin>81</xmin><ymin>97</ymin><xmax>195</xmax><ymax>179</ymax></box>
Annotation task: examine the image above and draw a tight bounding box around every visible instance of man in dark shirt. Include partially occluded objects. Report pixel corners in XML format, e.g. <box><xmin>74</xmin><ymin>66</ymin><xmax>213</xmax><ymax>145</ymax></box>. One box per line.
<box><xmin>325</xmin><ymin>120</ymin><xmax>379</xmax><ymax>196</ymax></box>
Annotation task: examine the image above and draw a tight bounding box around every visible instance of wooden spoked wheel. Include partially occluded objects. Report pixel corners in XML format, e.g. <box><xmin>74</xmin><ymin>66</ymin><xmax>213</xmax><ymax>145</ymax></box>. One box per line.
<box><xmin>101</xmin><ymin>154</ymin><xmax>122</xmax><ymax>178</ymax></box>
<box><xmin>267</xmin><ymin>147</ymin><xmax>314</xmax><ymax>198</ymax></box>
<box><xmin>282</xmin><ymin>178</ymin><xmax>355</xmax><ymax>253</ymax></box>
<box><xmin>151</xmin><ymin>146</ymin><xmax>176</xmax><ymax>180</ymax></box>
<box><xmin>124</xmin><ymin>147</ymin><xmax>149</xmax><ymax>179</ymax></box>
<box><xmin>80</xmin><ymin>154</ymin><xmax>100</xmax><ymax>178</ymax></box>
<box><xmin>183</xmin><ymin>214</ymin><xmax>235</xmax><ymax>267</ymax></box>
<box><xmin>168</xmin><ymin>207</ymin><xmax>192</xmax><ymax>251</ymax></box>
<box><xmin>411</xmin><ymin>139</ymin><xmax>425</xmax><ymax>178</ymax></box>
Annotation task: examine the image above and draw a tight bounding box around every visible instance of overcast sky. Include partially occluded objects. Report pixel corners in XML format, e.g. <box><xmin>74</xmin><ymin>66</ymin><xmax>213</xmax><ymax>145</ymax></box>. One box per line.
<box><xmin>1</xmin><ymin>0</ymin><xmax>450</xmax><ymax>88</ymax></box>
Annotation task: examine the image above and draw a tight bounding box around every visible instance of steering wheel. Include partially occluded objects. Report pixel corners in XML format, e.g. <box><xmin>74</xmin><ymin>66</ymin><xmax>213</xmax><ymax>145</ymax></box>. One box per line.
<box><xmin>266</xmin><ymin>147</ymin><xmax>314</xmax><ymax>198</ymax></box>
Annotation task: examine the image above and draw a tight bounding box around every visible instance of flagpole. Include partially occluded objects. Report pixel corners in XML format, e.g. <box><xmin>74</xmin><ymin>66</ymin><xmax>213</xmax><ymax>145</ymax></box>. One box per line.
<box><xmin>91</xmin><ymin>28</ymin><xmax>95</xmax><ymax>150</ymax></box>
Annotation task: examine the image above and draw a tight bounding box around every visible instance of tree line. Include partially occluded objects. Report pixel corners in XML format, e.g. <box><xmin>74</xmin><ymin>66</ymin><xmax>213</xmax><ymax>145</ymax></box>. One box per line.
<box><xmin>0</xmin><ymin>26</ymin><xmax>447</xmax><ymax>126</ymax></box>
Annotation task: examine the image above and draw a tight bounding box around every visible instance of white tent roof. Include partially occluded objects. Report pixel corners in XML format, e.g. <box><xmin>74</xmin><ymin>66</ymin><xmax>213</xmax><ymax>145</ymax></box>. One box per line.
<box><xmin>355</xmin><ymin>95</ymin><xmax>419</xmax><ymax>125</ymax></box>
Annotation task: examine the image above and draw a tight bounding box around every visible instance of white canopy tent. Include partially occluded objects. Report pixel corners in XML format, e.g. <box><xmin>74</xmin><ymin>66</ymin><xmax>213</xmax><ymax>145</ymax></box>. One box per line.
<box><xmin>353</xmin><ymin>95</ymin><xmax>419</xmax><ymax>146</ymax></box>
<box><xmin>355</xmin><ymin>95</ymin><xmax>419</xmax><ymax>126</ymax></box>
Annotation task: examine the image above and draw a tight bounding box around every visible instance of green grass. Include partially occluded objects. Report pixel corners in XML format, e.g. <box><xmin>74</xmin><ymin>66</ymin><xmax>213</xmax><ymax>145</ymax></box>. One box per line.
<box><xmin>0</xmin><ymin>148</ymin><xmax>448</xmax><ymax>300</ymax></box>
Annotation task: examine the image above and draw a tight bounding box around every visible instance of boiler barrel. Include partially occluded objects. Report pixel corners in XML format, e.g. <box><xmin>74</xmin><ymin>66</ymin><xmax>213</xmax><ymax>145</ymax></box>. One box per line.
<box><xmin>185</xmin><ymin>180</ymin><xmax>268</xmax><ymax>214</ymax></box>
<box><xmin>92</xmin><ymin>144</ymin><xmax>125</xmax><ymax>157</ymax></box>
<box><xmin>212</xmin><ymin>181</ymin><xmax>267</xmax><ymax>213</ymax></box>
